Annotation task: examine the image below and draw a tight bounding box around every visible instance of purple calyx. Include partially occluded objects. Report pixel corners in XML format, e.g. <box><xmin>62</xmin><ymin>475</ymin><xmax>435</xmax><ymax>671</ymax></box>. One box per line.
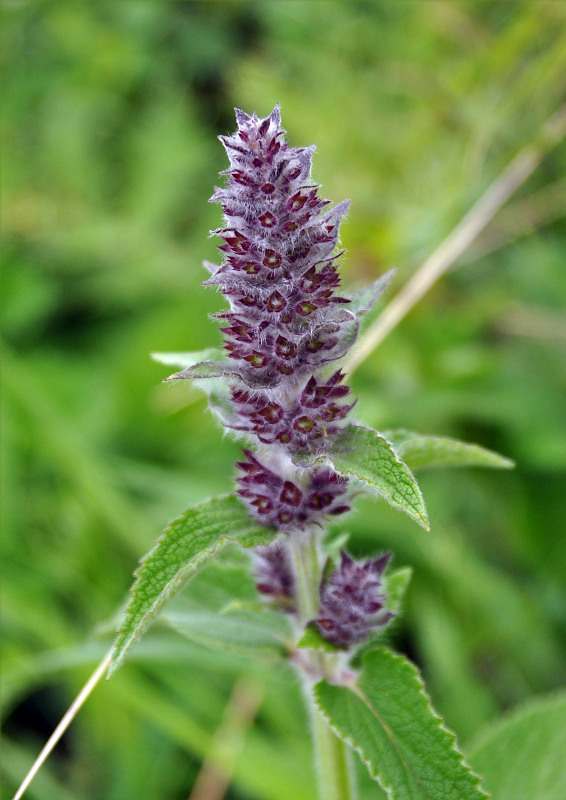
<box><xmin>254</xmin><ymin>541</ymin><xmax>295</xmax><ymax>610</ymax></box>
<box><xmin>227</xmin><ymin>370</ymin><xmax>355</xmax><ymax>453</ymax></box>
<box><xmin>316</xmin><ymin>550</ymin><xmax>395</xmax><ymax>647</ymax></box>
<box><xmin>237</xmin><ymin>450</ymin><xmax>350</xmax><ymax>531</ymax></box>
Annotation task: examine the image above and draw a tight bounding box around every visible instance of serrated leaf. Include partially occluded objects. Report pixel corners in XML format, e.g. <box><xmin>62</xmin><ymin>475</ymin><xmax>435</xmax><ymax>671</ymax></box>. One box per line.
<box><xmin>320</xmin><ymin>425</ymin><xmax>429</xmax><ymax>530</ymax></box>
<box><xmin>172</xmin><ymin>546</ymin><xmax>260</xmax><ymax>611</ymax></box>
<box><xmin>163</xmin><ymin>606</ymin><xmax>292</xmax><ymax>658</ymax></box>
<box><xmin>384</xmin><ymin>429</ymin><xmax>515</xmax><ymax>471</ymax></box>
<box><xmin>152</xmin><ymin>346</ymin><xmax>253</xmax><ymax>385</ymax></box>
<box><xmin>315</xmin><ymin>647</ymin><xmax>488</xmax><ymax>800</ymax></box>
<box><xmin>161</xmin><ymin>352</ymin><xmax>274</xmax><ymax>389</ymax></box>
<box><xmin>164</xmin><ymin>356</ymin><xmax>239</xmax><ymax>383</ymax></box>
<box><xmin>151</xmin><ymin>350</ymin><xmax>236</xmax><ymax>415</ymax></box>
<box><xmin>108</xmin><ymin>494</ymin><xmax>275</xmax><ymax>677</ymax></box>
<box><xmin>297</xmin><ymin>621</ymin><xmax>343</xmax><ymax>653</ymax></box>
<box><xmin>468</xmin><ymin>690</ymin><xmax>566</xmax><ymax>800</ymax></box>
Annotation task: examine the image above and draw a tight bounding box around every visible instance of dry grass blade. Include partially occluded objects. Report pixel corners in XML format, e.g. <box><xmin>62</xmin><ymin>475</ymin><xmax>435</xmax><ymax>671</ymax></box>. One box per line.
<box><xmin>459</xmin><ymin>177</ymin><xmax>566</xmax><ymax>265</ymax></box>
<box><xmin>12</xmin><ymin>651</ymin><xmax>112</xmax><ymax>800</ymax></box>
<box><xmin>346</xmin><ymin>102</ymin><xmax>566</xmax><ymax>375</ymax></box>
<box><xmin>188</xmin><ymin>677</ymin><xmax>264</xmax><ymax>800</ymax></box>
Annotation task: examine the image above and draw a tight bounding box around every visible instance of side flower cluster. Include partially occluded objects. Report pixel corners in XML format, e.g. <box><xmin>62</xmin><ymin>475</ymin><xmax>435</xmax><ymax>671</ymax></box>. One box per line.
<box><xmin>317</xmin><ymin>551</ymin><xmax>394</xmax><ymax>647</ymax></box>
<box><xmin>204</xmin><ymin>105</ymin><xmax>393</xmax><ymax>649</ymax></box>
<box><xmin>253</xmin><ymin>541</ymin><xmax>295</xmax><ymax>610</ymax></box>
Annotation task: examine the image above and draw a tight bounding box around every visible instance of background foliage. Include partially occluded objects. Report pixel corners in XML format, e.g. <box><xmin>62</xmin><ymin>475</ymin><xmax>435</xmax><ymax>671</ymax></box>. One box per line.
<box><xmin>2</xmin><ymin>2</ymin><xmax>566</xmax><ymax>798</ymax></box>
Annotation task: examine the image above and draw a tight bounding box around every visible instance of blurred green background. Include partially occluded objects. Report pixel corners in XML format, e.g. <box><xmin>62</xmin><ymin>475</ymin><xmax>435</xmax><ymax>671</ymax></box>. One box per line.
<box><xmin>2</xmin><ymin>2</ymin><xmax>566</xmax><ymax>798</ymax></box>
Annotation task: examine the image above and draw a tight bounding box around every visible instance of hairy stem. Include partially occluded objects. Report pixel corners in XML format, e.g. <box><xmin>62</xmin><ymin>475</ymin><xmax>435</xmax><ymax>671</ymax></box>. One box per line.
<box><xmin>289</xmin><ymin>528</ymin><xmax>321</xmax><ymax>623</ymax></box>
<box><xmin>290</xmin><ymin>530</ymin><xmax>358</xmax><ymax>800</ymax></box>
<box><xmin>308</xmin><ymin>698</ymin><xmax>359</xmax><ymax>800</ymax></box>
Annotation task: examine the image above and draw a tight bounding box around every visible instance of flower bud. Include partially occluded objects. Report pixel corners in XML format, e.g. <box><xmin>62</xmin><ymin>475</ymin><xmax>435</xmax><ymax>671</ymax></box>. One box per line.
<box><xmin>254</xmin><ymin>540</ymin><xmax>295</xmax><ymax>610</ymax></box>
<box><xmin>316</xmin><ymin>550</ymin><xmax>394</xmax><ymax>647</ymax></box>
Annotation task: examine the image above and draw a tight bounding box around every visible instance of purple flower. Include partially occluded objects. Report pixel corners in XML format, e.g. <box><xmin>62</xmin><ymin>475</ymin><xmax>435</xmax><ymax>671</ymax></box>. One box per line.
<box><xmin>205</xmin><ymin>104</ymin><xmax>353</xmax><ymax>388</ymax></box>
<box><xmin>236</xmin><ymin>450</ymin><xmax>350</xmax><ymax>531</ymax></box>
<box><xmin>254</xmin><ymin>541</ymin><xmax>295</xmax><ymax>610</ymax></box>
<box><xmin>158</xmin><ymin>105</ymin><xmax>400</xmax><ymax>650</ymax></box>
<box><xmin>199</xmin><ymin>106</ymin><xmax>394</xmax><ymax>629</ymax></box>
<box><xmin>204</xmin><ymin>104</ymin><xmax>361</xmax><ymax>532</ymax></box>
<box><xmin>226</xmin><ymin>370</ymin><xmax>355</xmax><ymax>453</ymax></box>
<box><xmin>317</xmin><ymin>551</ymin><xmax>394</xmax><ymax>647</ymax></box>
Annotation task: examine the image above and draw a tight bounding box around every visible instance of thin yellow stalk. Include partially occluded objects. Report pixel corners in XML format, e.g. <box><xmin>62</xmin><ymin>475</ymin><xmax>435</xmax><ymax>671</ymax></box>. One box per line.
<box><xmin>188</xmin><ymin>677</ymin><xmax>264</xmax><ymax>800</ymax></box>
<box><xmin>12</xmin><ymin>650</ymin><xmax>112</xmax><ymax>800</ymax></box>
<box><xmin>346</xmin><ymin>102</ymin><xmax>566</xmax><ymax>375</ymax></box>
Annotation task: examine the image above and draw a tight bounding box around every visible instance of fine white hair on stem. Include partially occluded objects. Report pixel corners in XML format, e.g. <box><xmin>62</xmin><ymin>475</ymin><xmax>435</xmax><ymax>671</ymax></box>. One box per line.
<box><xmin>345</xmin><ymin>101</ymin><xmax>566</xmax><ymax>376</ymax></box>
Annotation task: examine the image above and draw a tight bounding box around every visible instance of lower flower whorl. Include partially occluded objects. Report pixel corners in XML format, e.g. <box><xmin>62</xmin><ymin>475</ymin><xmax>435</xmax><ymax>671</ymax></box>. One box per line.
<box><xmin>236</xmin><ymin>450</ymin><xmax>350</xmax><ymax>531</ymax></box>
<box><xmin>317</xmin><ymin>550</ymin><xmax>394</xmax><ymax>647</ymax></box>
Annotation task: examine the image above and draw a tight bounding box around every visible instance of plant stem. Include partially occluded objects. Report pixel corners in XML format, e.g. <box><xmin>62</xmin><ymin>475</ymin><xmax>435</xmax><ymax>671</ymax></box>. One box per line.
<box><xmin>289</xmin><ymin>528</ymin><xmax>321</xmax><ymax>623</ymax></box>
<box><xmin>289</xmin><ymin>530</ymin><xmax>358</xmax><ymax>800</ymax></box>
<box><xmin>308</xmin><ymin>692</ymin><xmax>359</xmax><ymax>800</ymax></box>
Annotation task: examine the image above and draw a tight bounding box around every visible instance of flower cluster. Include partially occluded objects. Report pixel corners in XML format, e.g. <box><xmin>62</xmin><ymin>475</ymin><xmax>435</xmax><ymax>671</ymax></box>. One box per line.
<box><xmin>237</xmin><ymin>450</ymin><xmax>350</xmax><ymax>530</ymax></box>
<box><xmin>205</xmin><ymin>105</ymin><xmax>353</xmax><ymax>389</ymax></box>
<box><xmin>253</xmin><ymin>541</ymin><xmax>295</xmax><ymax>609</ymax></box>
<box><xmin>317</xmin><ymin>551</ymin><xmax>394</xmax><ymax>647</ymax></box>
<box><xmin>206</xmin><ymin>104</ymin><xmax>359</xmax><ymax>531</ymax></box>
<box><xmin>227</xmin><ymin>370</ymin><xmax>355</xmax><ymax>453</ymax></box>
<box><xmin>203</xmin><ymin>105</ymin><xmax>393</xmax><ymax>650</ymax></box>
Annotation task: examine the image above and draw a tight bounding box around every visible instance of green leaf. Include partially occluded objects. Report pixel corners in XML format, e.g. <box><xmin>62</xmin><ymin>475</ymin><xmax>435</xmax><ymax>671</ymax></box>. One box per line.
<box><xmin>468</xmin><ymin>690</ymin><xmax>566</xmax><ymax>800</ymax></box>
<box><xmin>108</xmin><ymin>495</ymin><xmax>275</xmax><ymax>677</ymax></box>
<box><xmin>315</xmin><ymin>647</ymin><xmax>488</xmax><ymax>800</ymax></box>
<box><xmin>347</xmin><ymin>269</ymin><xmax>395</xmax><ymax>316</ymax></box>
<box><xmin>384</xmin><ymin>429</ymin><xmax>515</xmax><ymax>471</ymax></box>
<box><xmin>384</xmin><ymin>566</ymin><xmax>412</xmax><ymax>615</ymax></box>
<box><xmin>163</xmin><ymin>354</ymin><xmax>238</xmax><ymax>383</ymax></box>
<box><xmin>163</xmin><ymin>606</ymin><xmax>292</xmax><ymax>658</ymax></box>
<box><xmin>321</xmin><ymin>425</ymin><xmax>429</xmax><ymax>530</ymax></box>
<box><xmin>164</xmin><ymin>547</ymin><xmax>263</xmax><ymax>620</ymax></box>
<box><xmin>151</xmin><ymin>349</ymin><xmax>223</xmax><ymax>370</ymax></box>
<box><xmin>152</xmin><ymin>350</ymin><xmax>236</xmax><ymax>419</ymax></box>
<box><xmin>297</xmin><ymin>621</ymin><xmax>343</xmax><ymax>653</ymax></box>
<box><xmin>155</xmin><ymin>348</ymin><xmax>274</xmax><ymax>389</ymax></box>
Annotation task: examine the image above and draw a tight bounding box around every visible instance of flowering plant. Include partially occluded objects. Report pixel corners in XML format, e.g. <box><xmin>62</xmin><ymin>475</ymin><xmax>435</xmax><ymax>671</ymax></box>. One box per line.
<box><xmin>108</xmin><ymin>106</ymin><xmax>513</xmax><ymax>799</ymax></box>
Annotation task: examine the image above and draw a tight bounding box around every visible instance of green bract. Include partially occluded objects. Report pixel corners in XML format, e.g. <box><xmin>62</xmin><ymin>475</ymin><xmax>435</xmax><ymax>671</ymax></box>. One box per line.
<box><xmin>295</xmin><ymin>424</ymin><xmax>430</xmax><ymax>531</ymax></box>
